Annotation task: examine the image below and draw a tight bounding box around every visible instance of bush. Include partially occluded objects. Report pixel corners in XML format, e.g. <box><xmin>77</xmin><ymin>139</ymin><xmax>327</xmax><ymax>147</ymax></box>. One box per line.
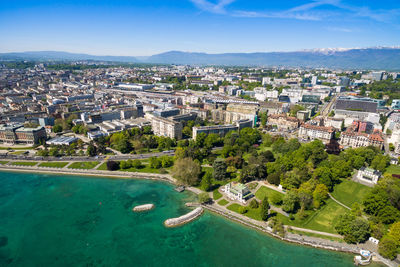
<box><xmin>149</xmin><ymin>157</ymin><xmax>162</xmax><ymax>169</ymax></box>
<box><xmin>159</xmin><ymin>168</ymin><xmax>167</xmax><ymax>174</ymax></box>
<box><xmin>106</xmin><ymin>161</ymin><xmax>120</xmax><ymax>171</ymax></box>
<box><xmin>131</xmin><ymin>159</ymin><xmax>143</xmax><ymax>169</ymax></box>
<box><xmin>238</xmin><ymin>206</ymin><xmax>248</xmax><ymax>214</ymax></box>
<box><xmin>198</xmin><ymin>192</ymin><xmax>211</xmax><ymax>204</ymax></box>
<box><xmin>267</xmin><ymin>173</ymin><xmax>281</xmax><ymax>186</ymax></box>
<box><xmin>269</xmin><ymin>192</ymin><xmax>283</xmax><ymax>205</ymax></box>
<box><xmin>249</xmin><ymin>199</ymin><xmax>259</xmax><ymax>209</ymax></box>
<box><xmin>379</xmin><ymin>236</ymin><xmax>398</xmax><ymax>260</ymax></box>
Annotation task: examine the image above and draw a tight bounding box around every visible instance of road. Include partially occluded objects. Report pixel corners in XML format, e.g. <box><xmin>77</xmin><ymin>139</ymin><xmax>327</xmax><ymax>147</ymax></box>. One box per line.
<box><xmin>321</xmin><ymin>94</ymin><xmax>338</xmax><ymax>117</ymax></box>
<box><xmin>0</xmin><ymin>151</ymin><xmax>175</xmax><ymax>162</ymax></box>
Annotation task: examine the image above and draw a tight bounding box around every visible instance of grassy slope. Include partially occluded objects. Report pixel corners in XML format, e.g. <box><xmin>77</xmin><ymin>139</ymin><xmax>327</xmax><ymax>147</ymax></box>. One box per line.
<box><xmin>68</xmin><ymin>161</ymin><xmax>99</xmax><ymax>169</ymax></box>
<box><xmin>10</xmin><ymin>161</ymin><xmax>38</xmax><ymax>166</ymax></box>
<box><xmin>38</xmin><ymin>162</ymin><xmax>69</xmax><ymax>168</ymax></box>
<box><xmin>213</xmin><ymin>189</ymin><xmax>222</xmax><ymax>200</ymax></box>
<box><xmin>385</xmin><ymin>164</ymin><xmax>400</xmax><ymax>175</ymax></box>
<box><xmin>227</xmin><ymin>203</ymin><xmax>262</xmax><ymax>221</ymax></box>
<box><xmin>217</xmin><ymin>199</ymin><xmax>229</xmax><ymax>206</ymax></box>
<box><xmin>331</xmin><ymin>179</ymin><xmax>372</xmax><ymax>207</ymax></box>
<box><xmin>255</xmin><ymin>186</ymin><xmax>284</xmax><ymax>201</ymax></box>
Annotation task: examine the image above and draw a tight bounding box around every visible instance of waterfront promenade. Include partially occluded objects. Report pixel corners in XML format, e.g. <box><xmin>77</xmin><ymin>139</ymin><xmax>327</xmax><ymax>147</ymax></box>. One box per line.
<box><xmin>0</xmin><ymin>163</ymin><xmax>396</xmax><ymax>267</ymax></box>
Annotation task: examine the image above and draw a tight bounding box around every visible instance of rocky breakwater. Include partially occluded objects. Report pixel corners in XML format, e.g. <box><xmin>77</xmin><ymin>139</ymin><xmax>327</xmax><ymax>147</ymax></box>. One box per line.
<box><xmin>132</xmin><ymin>204</ymin><xmax>155</xmax><ymax>212</ymax></box>
<box><xmin>164</xmin><ymin>207</ymin><xmax>204</xmax><ymax>227</ymax></box>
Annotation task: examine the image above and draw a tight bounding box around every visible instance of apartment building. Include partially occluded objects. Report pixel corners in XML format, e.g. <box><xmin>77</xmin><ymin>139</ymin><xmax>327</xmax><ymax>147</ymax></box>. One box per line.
<box><xmin>298</xmin><ymin>124</ymin><xmax>335</xmax><ymax>143</ymax></box>
<box><xmin>145</xmin><ymin>113</ymin><xmax>182</xmax><ymax>140</ymax></box>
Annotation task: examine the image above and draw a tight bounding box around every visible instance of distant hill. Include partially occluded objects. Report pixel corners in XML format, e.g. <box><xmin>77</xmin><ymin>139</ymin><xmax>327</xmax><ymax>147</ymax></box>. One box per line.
<box><xmin>144</xmin><ymin>48</ymin><xmax>400</xmax><ymax>70</ymax></box>
<box><xmin>0</xmin><ymin>51</ymin><xmax>139</xmax><ymax>63</ymax></box>
<box><xmin>1</xmin><ymin>47</ymin><xmax>400</xmax><ymax>69</ymax></box>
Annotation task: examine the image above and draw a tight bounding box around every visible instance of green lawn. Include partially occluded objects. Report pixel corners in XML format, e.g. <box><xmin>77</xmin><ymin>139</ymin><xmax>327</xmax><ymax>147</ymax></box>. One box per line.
<box><xmin>96</xmin><ymin>161</ymin><xmax>171</xmax><ymax>174</ymax></box>
<box><xmin>213</xmin><ymin>189</ymin><xmax>222</xmax><ymax>200</ymax></box>
<box><xmin>96</xmin><ymin>162</ymin><xmax>108</xmax><ymax>170</ymax></box>
<box><xmin>255</xmin><ymin>186</ymin><xmax>284</xmax><ymax>203</ymax></box>
<box><xmin>121</xmin><ymin>165</ymin><xmax>166</xmax><ymax>174</ymax></box>
<box><xmin>227</xmin><ymin>203</ymin><xmax>262</xmax><ymax>221</ymax></box>
<box><xmin>300</xmin><ymin>199</ymin><xmax>348</xmax><ymax>233</ymax></box>
<box><xmin>0</xmin><ymin>161</ymin><xmax>8</xmax><ymax>165</ymax></box>
<box><xmin>385</xmin><ymin>164</ymin><xmax>400</xmax><ymax>175</ymax></box>
<box><xmin>0</xmin><ymin>146</ymin><xmax>33</xmax><ymax>150</ymax></box>
<box><xmin>225</xmin><ymin>196</ymin><xmax>346</xmax><ymax>234</ymax></box>
<box><xmin>331</xmin><ymin>179</ymin><xmax>372</xmax><ymax>207</ymax></box>
<box><xmin>217</xmin><ymin>199</ymin><xmax>229</xmax><ymax>206</ymax></box>
<box><xmin>10</xmin><ymin>151</ymin><xmax>28</xmax><ymax>155</ymax></box>
<box><xmin>38</xmin><ymin>162</ymin><xmax>69</xmax><ymax>168</ymax></box>
<box><xmin>68</xmin><ymin>161</ymin><xmax>99</xmax><ymax>169</ymax></box>
<box><xmin>10</xmin><ymin>161</ymin><xmax>38</xmax><ymax>166</ymax></box>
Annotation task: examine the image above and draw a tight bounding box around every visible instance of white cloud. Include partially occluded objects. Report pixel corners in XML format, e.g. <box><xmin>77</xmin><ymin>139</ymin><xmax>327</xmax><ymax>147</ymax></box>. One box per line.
<box><xmin>189</xmin><ymin>0</ymin><xmax>400</xmax><ymax>24</ymax></box>
<box><xmin>325</xmin><ymin>27</ymin><xmax>353</xmax><ymax>33</ymax></box>
<box><xmin>189</xmin><ymin>0</ymin><xmax>235</xmax><ymax>14</ymax></box>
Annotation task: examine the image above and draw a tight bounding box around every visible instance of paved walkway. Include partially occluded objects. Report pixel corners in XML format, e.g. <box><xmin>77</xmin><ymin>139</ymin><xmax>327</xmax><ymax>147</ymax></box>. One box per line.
<box><xmin>328</xmin><ymin>193</ymin><xmax>351</xmax><ymax>210</ymax></box>
<box><xmin>262</xmin><ymin>182</ymin><xmax>287</xmax><ymax>194</ymax></box>
<box><xmin>63</xmin><ymin>161</ymin><xmax>74</xmax><ymax>169</ymax></box>
<box><xmin>286</xmin><ymin>225</ymin><xmax>342</xmax><ymax>238</ymax></box>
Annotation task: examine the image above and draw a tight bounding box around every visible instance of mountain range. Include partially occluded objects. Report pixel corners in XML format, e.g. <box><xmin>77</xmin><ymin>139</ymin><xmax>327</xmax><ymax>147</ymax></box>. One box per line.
<box><xmin>1</xmin><ymin>47</ymin><xmax>400</xmax><ymax>70</ymax></box>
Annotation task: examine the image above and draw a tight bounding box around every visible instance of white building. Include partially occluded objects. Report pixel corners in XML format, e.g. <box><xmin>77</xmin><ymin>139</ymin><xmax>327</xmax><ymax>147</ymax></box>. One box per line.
<box><xmin>356</xmin><ymin>167</ymin><xmax>382</xmax><ymax>185</ymax></box>
<box><xmin>254</xmin><ymin>87</ymin><xmax>278</xmax><ymax>101</ymax></box>
<box><xmin>222</xmin><ymin>182</ymin><xmax>252</xmax><ymax>204</ymax></box>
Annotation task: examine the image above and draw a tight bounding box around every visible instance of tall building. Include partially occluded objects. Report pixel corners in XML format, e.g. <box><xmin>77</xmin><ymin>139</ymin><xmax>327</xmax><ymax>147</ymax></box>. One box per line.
<box><xmin>145</xmin><ymin>113</ymin><xmax>182</xmax><ymax>140</ymax></box>
<box><xmin>311</xmin><ymin>76</ymin><xmax>318</xmax><ymax>85</ymax></box>
<box><xmin>192</xmin><ymin>119</ymin><xmax>253</xmax><ymax>140</ymax></box>
<box><xmin>339</xmin><ymin>77</ymin><xmax>350</xmax><ymax>87</ymax></box>
<box><xmin>371</xmin><ymin>71</ymin><xmax>383</xmax><ymax>81</ymax></box>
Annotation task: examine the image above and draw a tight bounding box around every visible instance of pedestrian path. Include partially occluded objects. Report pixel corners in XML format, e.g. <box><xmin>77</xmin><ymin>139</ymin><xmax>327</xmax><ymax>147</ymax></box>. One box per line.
<box><xmin>328</xmin><ymin>193</ymin><xmax>351</xmax><ymax>210</ymax></box>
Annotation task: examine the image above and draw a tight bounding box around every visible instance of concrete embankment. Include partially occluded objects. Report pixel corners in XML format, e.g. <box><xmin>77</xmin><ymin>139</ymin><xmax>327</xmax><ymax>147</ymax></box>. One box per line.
<box><xmin>203</xmin><ymin>204</ymin><xmax>397</xmax><ymax>267</ymax></box>
<box><xmin>133</xmin><ymin>204</ymin><xmax>154</xmax><ymax>212</ymax></box>
<box><xmin>164</xmin><ymin>207</ymin><xmax>203</xmax><ymax>227</ymax></box>
<box><xmin>0</xmin><ymin>165</ymin><xmax>175</xmax><ymax>183</ymax></box>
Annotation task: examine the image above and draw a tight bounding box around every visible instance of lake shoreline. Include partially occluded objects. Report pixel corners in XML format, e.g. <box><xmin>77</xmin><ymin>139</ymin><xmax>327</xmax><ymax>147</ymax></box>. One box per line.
<box><xmin>0</xmin><ymin>165</ymin><xmax>395</xmax><ymax>267</ymax></box>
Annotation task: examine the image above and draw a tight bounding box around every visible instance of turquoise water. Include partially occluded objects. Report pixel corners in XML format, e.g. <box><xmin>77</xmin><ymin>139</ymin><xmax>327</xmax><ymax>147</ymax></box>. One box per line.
<box><xmin>0</xmin><ymin>171</ymin><xmax>368</xmax><ymax>266</ymax></box>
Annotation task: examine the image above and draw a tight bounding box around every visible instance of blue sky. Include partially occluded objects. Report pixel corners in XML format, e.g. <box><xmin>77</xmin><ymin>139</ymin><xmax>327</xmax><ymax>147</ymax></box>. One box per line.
<box><xmin>0</xmin><ymin>0</ymin><xmax>399</xmax><ymax>56</ymax></box>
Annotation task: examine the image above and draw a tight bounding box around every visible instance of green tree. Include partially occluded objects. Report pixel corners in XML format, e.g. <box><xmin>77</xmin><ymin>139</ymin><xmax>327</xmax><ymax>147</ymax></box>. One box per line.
<box><xmin>149</xmin><ymin>157</ymin><xmax>162</xmax><ymax>169</ymax></box>
<box><xmin>131</xmin><ymin>159</ymin><xmax>143</xmax><ymax>169</ymax></box>
<box><xmin>260</xmin><ymin>111</ymin><xmax>268</xmax><ymax>128</ymax></box>
<box><xmin>86</xmin><ymin>142</ymin><xmax>97</xmax><ymax>157</ymax></box>
<box><xmin>313</xmin><ymin>184</ymin><xmax>329</xmax><ymax>208</ymax></box>
<box><xmin>388</xmin><ymin>221</ymin><xmax>400</xmax><ymax>246</ymax></box>
<box><xmin>249</xmin><ymin>199</ymin><xmax>259</xmax><ymax>209</ymax></box>
<box><xmin>213</xmin><ymin>158</ymin><xmax>227</xmax><ymax>180</ymax></box>
<box><xmin>198</xmin><ymin>192</ymin><xmax>211</xmax><ymax>204</ymax></box>
<box><xmin>260</xmin><ymin>196</ymin><xmax>270</xmax><ymax>221</ymax></box>
<box><xmin>335</xmin><ymin>214</ymin><xmax>370</xmax><ymax>243</ymax></box>
<box><xmin>106</xmin><ymin>160</ymin><xmax>119</xmax><ymax>171</ymax></box>
<box><xmin>172</xmin><ymin>158</ymin><xmax>201</xmax><ymax>185</ymax></box>
<box><xmin>200</xmin><ymin>170</ymin><xmax>212</xmax><ymax>192</ymax></box>
<box><xmin>53</xmin><ymin>124</ymin><xmax>63</xmax><ymax>133</ymax></box>
<box><xmin>282</xmin><ymin>191</ymin><xmax>299</xmax><ymax>213</ymax></box>
<box><xmin>379</xmin><ymin>236</ymin><xmax>398</xmax><ymax>260</ymax></box>
<box><xmin>160</xmin><ymin>156</ymin><xmax>174</xmax><ymax>168</ymax></box>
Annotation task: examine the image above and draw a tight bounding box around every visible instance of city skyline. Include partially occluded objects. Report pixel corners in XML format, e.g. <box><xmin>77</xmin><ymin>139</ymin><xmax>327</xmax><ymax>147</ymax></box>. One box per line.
<box><xmin>0</xmin><ymin>0</ymin><xmax>400</xmax><ymax>56</ymax></box>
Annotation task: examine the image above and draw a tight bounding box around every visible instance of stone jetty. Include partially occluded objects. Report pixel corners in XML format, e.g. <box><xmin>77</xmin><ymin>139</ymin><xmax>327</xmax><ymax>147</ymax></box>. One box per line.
<box><xmin>132</xmin><ymin>204</ymin><xmax>155</xmax><ymax>212</ymax></box>
<box><xmin>164</xmin><ymin>207</ymin><xmax>203</xmax><ymax>227</ymax></box>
